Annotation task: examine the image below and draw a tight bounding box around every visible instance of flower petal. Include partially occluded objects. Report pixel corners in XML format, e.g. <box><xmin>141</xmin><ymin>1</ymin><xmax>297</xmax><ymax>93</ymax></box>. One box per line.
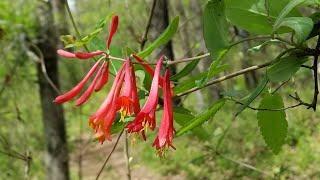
<box><xmin>106</xmin><ymin>15</ymin><xmax>119</xmax><ymax>49</ymax></box>
<box><xmin>57</xmin><ymin>49</ymin><xmax>76</xmax><ymax>58</ymax></box>
<box><xmin>75</xmin><ymin>50</ymin><xmax>104</xmax><ymax>59</ymax></box>
<box><xmin>75</xmin><ymin>61</ymin><xmax>106</xmax><ymax>106</ymax></box>
<box><xmin>94</xmin><ymin>61</ymin><xmax>109</xmax><ymax>92</ymax></box>
<box><xmin>54</xmin><ymin>60</ymin><xmax>101</xmax><ymax>104</ymax></box>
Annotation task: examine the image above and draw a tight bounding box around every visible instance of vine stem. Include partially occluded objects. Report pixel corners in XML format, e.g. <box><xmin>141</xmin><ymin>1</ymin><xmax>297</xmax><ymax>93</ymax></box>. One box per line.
<box><xmin>176</xmin><ymin>61</ymin><xmax>273</xmax><ymax>97</ymax></box>
<box><xmin>310</xmin><ymin>35</ymin><xmax>320</xmax><ymax>111</ymax></box>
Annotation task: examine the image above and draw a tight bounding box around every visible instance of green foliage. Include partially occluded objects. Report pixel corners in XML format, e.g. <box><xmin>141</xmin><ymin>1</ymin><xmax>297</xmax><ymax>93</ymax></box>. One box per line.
<box><xmin>174</xmin><ymin>107</ymin><xmax>210</xmax><ymax>140</ymax></box>
<box><xmin>203</xmin><ymin>0</ymin><xmax>229</xmax><ymax>59</ymax></box>
<box><xmin>170</xmin><ymin>59</ymin><xmax>199</xmax><ymax>81</ymax></box>
<box><xmin>224</xmin><ymin>0</ymin><xmax>300</xmax><ymax>34</ymax></box>
<box><xmin>273</xmin><ymin>0</ymin><xmax>307</xmax><ymax>32</ymax></box>
<box><xmin>274</xmin><ymin>17</ymin><xmax>314</xmax><ymax>44</ymax></box>
<box><xmin>176</xmin><ymin>99</ymin><xmax>226</xmax><ymax>136</ymax></box>
<box><xmin>137</xmin><ymin>16</ymin><xmax>179</xmax><ymax>58</ymax></box>
<box><xmin>267</xmin><ymin>55</ymin><xmax>307</xmax><ymax>82</ymax></box>
<box><xmin>257</xmin><ymin>93</ymin><xmax>288</xmax><ymax>154</ymax></box>
<box><xmin>236</xmin><ymin>75</ymin><xmax>269</xmax><ymax>116</ymax></box>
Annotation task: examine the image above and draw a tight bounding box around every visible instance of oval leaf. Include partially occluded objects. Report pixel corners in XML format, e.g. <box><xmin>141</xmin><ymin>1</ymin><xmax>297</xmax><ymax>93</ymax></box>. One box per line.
<box><xmin>275</xmin><ymin>17</ymin><xmax>313</xmax><ymax>44</ymax></box>
<box><xmin>273</xmin><ymin>0</ymin><xmax>307</xmax><ymax>31</ymax></box>
<box><xmin>257</xmin><ymin>93</ymin><xmax>288</xmax><ymax>154</ymax></box>
<box><xmin>267</xmin><ymin>55</ymin><xmax>307</xmax><ymax>82</ymax></box>
<box><xmin>203</xmin><ymin>0</ymin><xmax>229</xmax><ymax>59</ymax></box>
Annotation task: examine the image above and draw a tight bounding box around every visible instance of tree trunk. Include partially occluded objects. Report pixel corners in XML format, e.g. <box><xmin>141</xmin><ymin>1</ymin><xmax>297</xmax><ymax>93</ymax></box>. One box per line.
<box><xmin>149</xmin><ymin>0</ymin><xmax>175</xmax><ymax>73</ymax></box>
<box><xmin>35</xmin><ymin>1</ymin><xmax>69</xmax><ymax>180</ymax></box>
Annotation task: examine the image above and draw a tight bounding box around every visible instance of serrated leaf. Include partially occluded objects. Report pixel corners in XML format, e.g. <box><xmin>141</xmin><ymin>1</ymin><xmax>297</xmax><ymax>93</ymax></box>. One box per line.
<box><xmin>257</xmin><ymin>93</ymin><xmax>287</xmax><ymax>154</ymax></box>
<box><xmin>176</xmin><ymin>99</ymin><xmax>225</xmax><ymax>136</ymax></box>
<box><xmin>170</xmin><ymin>59</ymin><xmax>199</xmax><ymax>81</ymax></box>
<box><xmin>203</xmin><ymin>0</ymin><xmax>229</xmax><ymax>59</ymax></box>
<box><xmin>273</xmin><ymin>0</ymin><xmax>307</xmax><ymax>32</ymax></box>
<box><xmin>267</xmin><ymin>55</ymin><xmax>307</xmax><ymax>82</ymax></box>
<box><xmin>274</xmin><ymin>17</ymin><xmax>313</xmax><ymax>44</ymax></box>
<box><xmin>236</xmin><ymin>75</ymin><xmax>269</xmax><ymax>116</ymax></box>
<box><xmin>137</xmin><ymin>16</ymin><xmax>179</xmax><ymax>58</ymax></box>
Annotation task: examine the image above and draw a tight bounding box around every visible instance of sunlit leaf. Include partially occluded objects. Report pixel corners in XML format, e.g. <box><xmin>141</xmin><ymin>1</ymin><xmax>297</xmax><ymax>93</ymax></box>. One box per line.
<box><xmin>137</xmin><ymin>16</ymin><xmax>179</xmax><ymax>58</ymax></box>
<box><xmin>257</xmin><ymin>93</ymin><xmax>287</xmax><ymax>154</ymax></box>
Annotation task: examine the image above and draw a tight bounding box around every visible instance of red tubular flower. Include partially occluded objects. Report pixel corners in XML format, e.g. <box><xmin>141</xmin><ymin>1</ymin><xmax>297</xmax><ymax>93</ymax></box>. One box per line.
<box><xmin>153</xmin><ymin>70</ymin><xmax>175</xmax><ymax>156</ymax></box>
<box><xmin>107</xmin><ymin>15</ymin><xmax>119</xmax><ymax>49</ymax></box>
<box><xmin>75</xmin><ymin>61</ymin><xmax>106</xmax><ymax>106</ymax></box>
<box><xmin>117</xmin><ymin>59</ymin><xmax>140</xmax><ymax>120</ymax></box>
<box><xmin>54</xmin><ymin>60</ymin><xmax>102</xmax><ymax>104</ymax></box>
<box><xmin>126</xmin><ymin>57</ymin><xmax>163</xmax><ymax>138</ymax></box>
<box><xmin>89</xmin><ymin>64</ymin><xmax>126</xmax><ymax>143</ymax></box>
<box><xmin>132</xmin><ymin>54</ymin><xmax>165</xmax><ymax>87</ymax></box>
<box><xmin>94</xmin><ymin>61</ymin><xmax>109</xmax><ymax>91</ymax></box>
<box><xmin>57</xmin><ymin>49</ymin><xmax>104</xmax><ymax>60</ymax></box>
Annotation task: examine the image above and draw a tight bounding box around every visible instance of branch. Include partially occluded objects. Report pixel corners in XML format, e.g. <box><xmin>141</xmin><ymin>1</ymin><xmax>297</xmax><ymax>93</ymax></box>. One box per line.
<box><xmin>96</xmin><ymin>129</ymin><xmax>124</xmax><ymax>180</ymax></box>
<box><xmin>140</xmin><ymin>0</ymin><xmax>157</xmax><ymax>50</ymax></box>
<box><xmin>310</xmin><ymin>35</ymin><xmax>320</xmax><ymax>111</ymax></box>
<box><xmin>176</xmin><ymin>61</ymin><xmax>273</xmax><ymax>97</ymax></box>
<box><xmin>228</xmin><ymin>98</ymin><xmax>302</xmax><ymax>111</ymax></box>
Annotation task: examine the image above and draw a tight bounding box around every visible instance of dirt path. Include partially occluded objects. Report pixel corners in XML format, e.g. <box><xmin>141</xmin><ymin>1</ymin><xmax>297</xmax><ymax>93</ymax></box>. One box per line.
<box><xmin>70</xmin><ymin>134</ymin><xmax>177</xmax><ymax>180</ymax></box>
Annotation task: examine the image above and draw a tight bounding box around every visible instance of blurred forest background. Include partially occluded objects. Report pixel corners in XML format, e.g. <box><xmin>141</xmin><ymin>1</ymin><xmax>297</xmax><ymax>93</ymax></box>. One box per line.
<box><xmin>1</xmin><ymin>0</ymin><xmax>320</xmax><ymax>179</ymax></box>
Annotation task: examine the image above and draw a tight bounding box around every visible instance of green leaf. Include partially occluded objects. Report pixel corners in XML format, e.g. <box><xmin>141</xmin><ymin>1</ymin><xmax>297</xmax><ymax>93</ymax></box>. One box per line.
<box><xmin>257</xmin><ymin>93</ymin><xmax>287</xmax><ymax>154</ymax></box>
<box><xmin>176</xmin><ymin>99</ymin><xmax>226</xmax><ymax>136</ymax></box>
<box><xmin>307</xmin><ymin>12</ymin><xmax>320</xmax><ymax>39</ymax></box>
<box><xmin>200</xmin><ymin>49</ymin><xmax>229</xmax><ymax>87</ymax></box>
<box><xmin>137</xmin><ymin>16</ymin><xmax>179</xmax><ymax>58</ymax></box>
<box><xmin>173</xmin><ymin>64</ymin><xmax>229</xmax><ymax>94</ymax></box>
<box><xmin>267</xmin><ymin>55</ymin><xmax>307</xmax><ymax>82</ymax></box>
<box><xmin>203</xmin><ymin>0</ymin><xmax>229</xmax><ymax>59</ymax></box>
<box><xmin>225</xmin><ymin>0</ymin><xmax>300</xmax><ymax>34</ymax></box>
<box><xmin>174</xmin><ymin>107</ymin><xmax>210</xmax><ymax>140</ymax></box>
<box><xmin>170</xmin><ymin>59</ymin><xmax>199</xmax><ymax>81</ymax></box>
<box><xmin>274</xmin><ymin>17</ymin><xmax>313</xmax><ymax>44</ymax></box>
<box><xmin>273</xmin><ymin>0</ymin><xmax>307</xmax><ymax>31</ymax></box>
<box><xmin>236</xmin><ymin>76</ymin><xmax>269</xmax><ymax>116</ymax></box>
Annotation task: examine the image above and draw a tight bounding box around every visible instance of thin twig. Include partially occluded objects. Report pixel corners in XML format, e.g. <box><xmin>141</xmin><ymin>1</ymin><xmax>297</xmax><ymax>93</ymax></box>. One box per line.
<box><xmin>96</xmin><ymin>129</ymin><xmax>125</xmax><ymax>180</ymax></box>
<box><xmin>229</xmin><ymin>98</ymin><xmax>302</xmax><ymax>111</ymax></box>
<box><xmin>29</xmin><ymin>43</ymin><xmax>61</xmax><ymax>94</ymax></box>
<box><xmin>176</xmin><ymin>61</ymin><xmax>273</xmax><ymax>97</ymax></box>
<box><xmin>124</xmin><ymin>132</ymin><xmax>132</xmax><ymax>180</ymax></box>
<box><xmin>140</xmin><ymin>0</ymin><xmax>157</xmax><ymax>50</ymax></box>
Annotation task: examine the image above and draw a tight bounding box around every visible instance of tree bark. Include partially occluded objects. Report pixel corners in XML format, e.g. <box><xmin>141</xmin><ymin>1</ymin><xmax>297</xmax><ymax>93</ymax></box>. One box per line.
<box><xmin>149</xmin><ymin>0</ymin><xmax>176</xmax><ymax>73</ymax></box>
<box><xmin>35</xmin><ymin>1</ymin><xmax>69</xmax><ymax>180</ymax></box>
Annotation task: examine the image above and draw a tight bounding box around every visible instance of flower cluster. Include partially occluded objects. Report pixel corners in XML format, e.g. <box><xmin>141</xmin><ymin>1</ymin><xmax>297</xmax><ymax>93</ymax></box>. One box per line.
<box><xmin>54</xmin><ymin>15</ymin><xmax>175</xmax><ymax>155</ymax></box>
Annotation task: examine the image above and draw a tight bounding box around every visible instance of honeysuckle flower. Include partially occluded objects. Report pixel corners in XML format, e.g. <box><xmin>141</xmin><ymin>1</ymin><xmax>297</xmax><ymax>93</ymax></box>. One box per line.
<box><xmin>54</xmin><ymin>59</ymin><xmax>102</xmax><ymax>104</ymax></box>
<box><xmin>126</xmin><ymin>57</ymin><xmax>163</xmax><ymax>138</ymax></box>
<box><xmin>117</xmin><ymin>59</ymin><xmax>140</xmax><ymax>120</ymax></box>
<box><xmin>153</xmin><ymin>70</ymin><xmax>175</xmax><ymax>156</ymax></box>
<box><xmin>75</xmin><ymin>61</ymin><xmax>107</xmax><ymax>106</ymax></box>
<box><xmin>132</xmin><ymin>54</ymin><xmax>164</xmax><ymax>87</ymax></box>
<box><xmin>56</xmin><ymin>15</ymin><xmax>119</xmax><ymax>60</ymax></box>
<box><xmin>57</xmin><ymin>50</ymin><xmax>105</xmax><ymax>59</ymax></box>
<box><xmin>107</xmin><ymin>15</ymin><xmax>119</xmax><ymax>49</ymax></box>
<box><xmin>89</xmin><ymin>63</ymin><xmax>126</xmax><ymax>143</ymax></box>
<box><xmin>94</xmin><ymin>61</ymin><xmax>109</xmax><ymax>92</ymax></box>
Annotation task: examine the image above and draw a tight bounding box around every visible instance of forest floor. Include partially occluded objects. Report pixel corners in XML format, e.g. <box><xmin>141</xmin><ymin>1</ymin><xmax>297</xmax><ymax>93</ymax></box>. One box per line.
<box><xmin>69</xmin><ymin>134</ymin><xmax>184</xmax><ymax>180</ymax></box>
